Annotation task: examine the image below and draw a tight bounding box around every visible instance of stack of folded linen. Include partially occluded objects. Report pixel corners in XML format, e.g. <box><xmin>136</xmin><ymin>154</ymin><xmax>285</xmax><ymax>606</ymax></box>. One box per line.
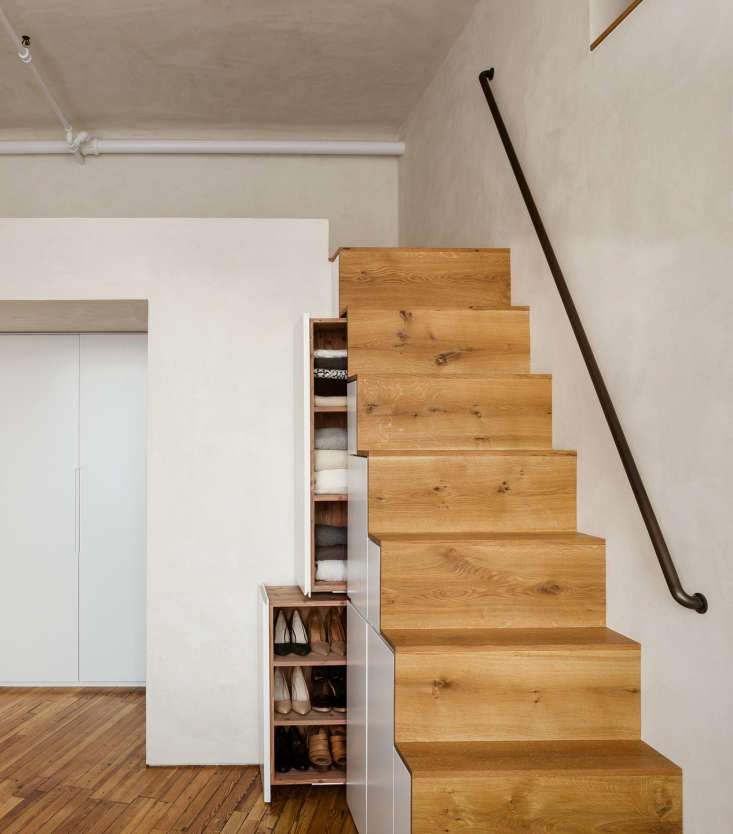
<box><xmin>315</xmin><ymin>524</ymin><xmax>347</xmax><ymax>582</ymax></box>
<box><xmin>314</xmin><ymin>427</ymin><xmax>347</xmax><ymax>494</ymax></box>
<box><xmin>313</xmin><ymin>348</ymin><xmax>347</xmax><ymax>396</ymax></box>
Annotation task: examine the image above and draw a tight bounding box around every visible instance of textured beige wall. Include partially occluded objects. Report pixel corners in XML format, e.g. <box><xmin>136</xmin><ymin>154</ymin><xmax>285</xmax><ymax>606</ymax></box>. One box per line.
<box><xmin>399</xmin><ymin>1</ymin><xmax>733</xmax><ymax>831</ymax></box>
<box><xmin>0</xmin><ymin>154</ymin><xmax>398</xmax><ymax>251</ymax></box>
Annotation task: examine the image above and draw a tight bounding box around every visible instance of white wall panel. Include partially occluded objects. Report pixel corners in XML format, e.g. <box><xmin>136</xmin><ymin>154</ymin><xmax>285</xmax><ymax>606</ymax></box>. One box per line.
<box><xmin>79</xmin><ymin>334</ymin><xmax>147</xmax><ymax>683</ymax></box>
<box><xmin>347</xmin><ymin>603</ymin><xmax>368</xmax><ymax>834</ymax></box>
<box><xmin>0</xmin><ymin>335</ymin><xmax>79</xmax><ymax>682</ymax></box>
<box><xmin>367</xmin><ymin>625</ymin><xmax>395</xmax><ymax>834</ymax></box>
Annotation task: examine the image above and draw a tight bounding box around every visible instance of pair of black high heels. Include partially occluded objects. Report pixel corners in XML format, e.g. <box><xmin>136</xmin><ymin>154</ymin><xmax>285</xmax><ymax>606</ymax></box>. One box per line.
<box><xmin>275</xmin><ymin>726</ymin><xmax>309</xmax><ymax>773</ymax></box>
<box><xmin>274</xmin><ymin>609</ymin><xmax>309</xmax><ymax>656</ymax></box>
<box><xmin>311</xmin><ymin>666</ymin><xmax>346</xmax><ymax>712</ymax></box>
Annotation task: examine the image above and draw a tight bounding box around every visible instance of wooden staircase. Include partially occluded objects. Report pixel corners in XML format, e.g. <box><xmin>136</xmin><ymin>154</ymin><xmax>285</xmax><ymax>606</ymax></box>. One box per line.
<box><xmin>340</xmin><ymin>247</ymin><xmax>682</xmax><ymax>833</ymax></box>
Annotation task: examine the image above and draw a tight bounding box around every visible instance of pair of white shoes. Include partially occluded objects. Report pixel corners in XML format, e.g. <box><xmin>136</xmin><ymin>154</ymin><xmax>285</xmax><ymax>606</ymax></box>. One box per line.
<box><xmin>274</xmin><ymin>667</ymin><xmax>310</xmax><ymax>715</ymax></box>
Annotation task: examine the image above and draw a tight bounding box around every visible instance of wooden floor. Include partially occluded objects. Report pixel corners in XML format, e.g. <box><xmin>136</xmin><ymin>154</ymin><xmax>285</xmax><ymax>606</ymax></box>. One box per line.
<box><xmin>0</xmin><ymin>688</ymin><xmax>356</xmax><ymax>833</ymax></box>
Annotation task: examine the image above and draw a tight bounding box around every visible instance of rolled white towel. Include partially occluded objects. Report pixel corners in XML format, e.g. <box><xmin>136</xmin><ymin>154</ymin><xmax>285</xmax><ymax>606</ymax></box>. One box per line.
<box><xmin>314</xmin><ymin>349</ymin><xmax>347</xmax><ymax>358</ymax></box>
<box><xmin>315</xmin><ymin>560</ymin><xmax>347</xmax><ymax>582</ymax></box>
<box><xmin>314</xmin><ymin>394</ymin><xmax>348</xmax><ymax>407</ymax></box>
<box><xmin>314</xmin><ymin>468</ymin><xmax>347</xmax><ymax>494</ymax></box>
<box><xmin>315</xmin><ymin>449</ymin><xmax>348</xmax><ymax>471</ymax></box>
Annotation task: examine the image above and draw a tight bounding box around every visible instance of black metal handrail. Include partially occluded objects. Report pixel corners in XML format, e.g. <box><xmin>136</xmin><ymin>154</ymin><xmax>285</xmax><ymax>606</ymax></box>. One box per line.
<box><xmin>479</xmin><ymin>67</ymin><xmax>707</xmax><ymax>613</ymax></box>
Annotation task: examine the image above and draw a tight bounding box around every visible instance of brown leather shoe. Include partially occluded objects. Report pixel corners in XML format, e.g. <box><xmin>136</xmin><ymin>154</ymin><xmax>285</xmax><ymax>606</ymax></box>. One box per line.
<box><xmin>307</xmin><ymin>608</ymin><xmax>329</xmax><ymax>657</ymax></box>
<box><xmin>329</xmin><ymin>726</ymin><xmax>346</xmax><ymax>768</ymax></box>
<box><xmin>327</xmin><ymin>608</ymin><xmax>346</xmax><ymax>657</ymax></box>
<box><xmin>308</xmin><ymin>727</ymin><xmax>332</xmax><ymax>771</ymax></box>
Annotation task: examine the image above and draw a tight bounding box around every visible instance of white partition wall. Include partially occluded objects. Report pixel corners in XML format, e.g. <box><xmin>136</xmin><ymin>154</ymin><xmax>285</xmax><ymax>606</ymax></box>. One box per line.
<box><xmin>0</xmin><ymin>335</ymin><xmax>80</xmax><ymax>683</ymax></box>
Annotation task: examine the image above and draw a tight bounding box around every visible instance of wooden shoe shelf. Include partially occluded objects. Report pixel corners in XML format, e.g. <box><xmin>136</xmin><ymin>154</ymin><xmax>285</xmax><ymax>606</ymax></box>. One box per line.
<box><xmin>298</xmin><ymin>316</ymin><xmax>349</xmax><ymax>595</ymax></box>
<box><xmin>259</xmin><ymin>585</ymin><xmax>348</xmax><ymax>799</ymax></box>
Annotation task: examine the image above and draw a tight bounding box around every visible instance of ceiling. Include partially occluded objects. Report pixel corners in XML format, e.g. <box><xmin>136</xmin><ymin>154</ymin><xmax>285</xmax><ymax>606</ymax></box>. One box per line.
<box><xmin>0</xmin><ymin>0</ymin><xmax>478</xmax><ymax>139</ymax></box>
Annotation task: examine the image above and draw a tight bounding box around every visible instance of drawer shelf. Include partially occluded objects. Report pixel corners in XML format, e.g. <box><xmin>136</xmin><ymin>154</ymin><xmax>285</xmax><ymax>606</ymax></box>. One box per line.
<box><xmin>274</xmin><ymin>709</ymin><xmax>346</xmax><ymax>726</ymax></box>
<box><xmin>272</xmin><ymin>768</ymin><xmax>346</xmax><ymax>786</ymax></box>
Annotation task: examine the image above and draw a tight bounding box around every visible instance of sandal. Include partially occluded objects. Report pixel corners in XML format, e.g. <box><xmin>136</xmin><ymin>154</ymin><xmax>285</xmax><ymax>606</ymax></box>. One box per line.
<box><xmin>329</xmin><ymin>726</ymin><xmax>346</xmax><ymax>768</ymax></box>
<box><xmin>308</xmin><ymin>726</ymin><xmax>332</xmax><ymax>771</ymax></box>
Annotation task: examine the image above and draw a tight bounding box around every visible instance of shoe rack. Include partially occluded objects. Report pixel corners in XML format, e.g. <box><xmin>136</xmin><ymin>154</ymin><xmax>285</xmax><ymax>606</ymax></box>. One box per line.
<box><xmin>259</xmin><ymin>585</ymin><xmax>348</xmax><ymax>801</ymax></box>
<box><xmin>298</xmin><ymin>316</ymin><xmax>348</xmax><ymax>595</ymax></box>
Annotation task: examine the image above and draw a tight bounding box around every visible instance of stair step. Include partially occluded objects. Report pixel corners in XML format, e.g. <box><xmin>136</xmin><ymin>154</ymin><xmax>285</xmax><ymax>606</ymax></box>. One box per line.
<box><xmin>385</xmin><ymin>627</ymin><xmax>640</xmax><ymax>743</ymax></box>
<box><xmin>399</xmin><ymin>740</ymin><xmax>682</xmax><ymax>834</ymax></box>
<box><xmin>353</xmin><ymin>373</ymin><xmax>552</xmax><ymax>451</ymax></box>
<box><xmin>337</xmin><ymin>247</ymin><xmax>510</xmax><ymax>314</ymax></box>
<box><xmin>365</xmin><ymin>450</ymin><xmax>576</xmax><ymax>534</ymax></box>
<box><xmin>347</xmin><ymin>307</ymin><xmax>529</xmax><ymax>377</ymax></box>
<box><xmin>372</xmin><ymin>532</ymin><xmax>605</xmax><ymax>629</ymax></box>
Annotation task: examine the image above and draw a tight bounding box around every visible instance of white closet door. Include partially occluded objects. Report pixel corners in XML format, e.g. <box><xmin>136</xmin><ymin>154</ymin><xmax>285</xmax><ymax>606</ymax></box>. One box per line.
<box><xmin>79</xmin><ymin>334</ymin><xmax>147</xmax><ymax>682</ymax></box>
<box><xmin>0</xmin><ymin>335</ymin><xmax>79</xmax><ymax>682</ymax></box>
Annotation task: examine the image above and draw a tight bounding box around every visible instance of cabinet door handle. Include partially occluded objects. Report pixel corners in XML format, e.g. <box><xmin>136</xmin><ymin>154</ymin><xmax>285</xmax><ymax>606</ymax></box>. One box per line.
<box><xmin>74</xmin><ymin>467</ymin><xmax>80</xmax><ymax>554</ymax></box>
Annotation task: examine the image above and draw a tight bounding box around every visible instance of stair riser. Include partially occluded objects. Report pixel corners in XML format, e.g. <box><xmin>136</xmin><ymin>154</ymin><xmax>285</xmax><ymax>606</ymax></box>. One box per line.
<box><xmin>394</xmin><ymin>648</ymin><xmax>640</xmax><ymax>743</ymax></box>
<box><xmin>368</xmin><ymin>454</ymin><xmax>577</xmax><ymax>534</ymax></box>
<box><xmin>348</xmin><ymin>308</ymin><xmax>530</xmax><ymax>377</ymax></box>
<box><xmin>338</xmin><ymin>248</ymin><xmax>511</xmax><ymax>313</ymax></box>
<box><xmin>380</xmin><ymin>539</ymin><xmax>605</xmax><ymax>630</ymax></box>
<box><xmin>354</xmin><ymin>374</ymin><xmax>552</xmax><ymax>451</ymax></box>
<box><xmin>411</xmin><ymin>773</ymin><xmax>682</xmax><ymax>834</ymax></box>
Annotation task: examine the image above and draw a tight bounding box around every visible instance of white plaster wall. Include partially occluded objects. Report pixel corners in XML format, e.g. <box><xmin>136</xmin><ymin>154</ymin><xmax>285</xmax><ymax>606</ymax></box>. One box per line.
<box><xmin>399</xmin><ymin>1</ymin><xmax>733</xmax><ymax>830</ymax></box>
<box><xmin>0</xmin><ymin>218</ymin><xmax>334</xmax><ymax>764</ymax></box>
<box><xmin>0</xmin><ymin>154</ymin><xmax>399</xmax><ymax>251</ymax></box>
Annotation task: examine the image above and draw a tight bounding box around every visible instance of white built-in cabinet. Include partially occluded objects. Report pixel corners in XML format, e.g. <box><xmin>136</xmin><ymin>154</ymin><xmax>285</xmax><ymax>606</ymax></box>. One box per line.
<box><xmin>0</xmin><ymin>334</ymin><xmax>146</xmax><ymax>684</ymax></box>
<box><xmin>346</xmin><ymin>601</ymin><xmax>411</xmax><ymax>834</ymax></box>
<box><xmin>346</xmin><ymin>433</ymin><xmax>411</xmax><ymax>834</ymax></box>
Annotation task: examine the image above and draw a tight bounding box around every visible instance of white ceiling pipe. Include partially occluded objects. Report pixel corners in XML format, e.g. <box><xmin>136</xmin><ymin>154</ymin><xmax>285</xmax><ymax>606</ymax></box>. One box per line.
<box><xmin>0</xmin><ymin>138</ymin><xmax>405</xmax><ymax>156</ymax></box>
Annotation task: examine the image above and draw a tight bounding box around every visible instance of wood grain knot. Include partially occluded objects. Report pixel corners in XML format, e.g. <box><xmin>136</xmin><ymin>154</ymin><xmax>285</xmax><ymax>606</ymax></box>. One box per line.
<box><xmin>435</xmin><ymin>351</ymin><xmax>461</xmax><ymax>365</ymax></box>
<box><xmin>399</xmin><ymin>310</ymin><xmax>413</xmax><ymax>322</ymax></box>
<box><xmin>497</xmin><ymin>481</ymin><xmax>511</xmax><ymax>494</ymax></box>
<box><xmin>432</xmin><ymin>679</ymin><xmax>450</xmax><ymax>698</ymax></box>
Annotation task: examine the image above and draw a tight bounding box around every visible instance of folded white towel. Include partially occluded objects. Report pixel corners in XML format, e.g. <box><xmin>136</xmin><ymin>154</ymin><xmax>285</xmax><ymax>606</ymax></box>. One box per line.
<box><xmin>315</xmin><ymin>427</ymin><xmax>347</xmax><ymax>450</ymax></box>
<box><xmin>315</xmin><ymin>449</ymin><xmax>348</xmax><ymax>471</ymax></box>
<box><xmin>314</xmin><ymin>349</ymin><xmax>347</xmax><ymax>359</ymax></box>
<box><xmin>315</xmin><ymin>560</ymin><xmax>347</xmax><ymax>582</ymax></box>
<box><xmin>314</xmin><ymin>468</ymin><xmax>347</xmax><ymax>494</ymax></box>
<box><xmin>314</xmin><ymin>394</ymin><xmax>348</xmax><ymax>407</ymax></box>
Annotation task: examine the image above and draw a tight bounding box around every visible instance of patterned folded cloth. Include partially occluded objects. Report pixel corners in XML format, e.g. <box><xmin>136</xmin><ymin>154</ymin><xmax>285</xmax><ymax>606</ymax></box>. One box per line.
<box><xmin>315</xmin><ymin>449</ymin><xmax>348</xmax><ymax>471</ymax></box>
<box><xmin>315</xmin><ymin>427</ymin><xmax>347</xmax><ymax>450</ymax></box>
<box><xmin>316</xmin><ymin>545</ymin><xmax>347</xmax><ymax>560</ymax></box>
<box><xmin>315</xmin><ymin>524</ymin><xmax>347</xmax><ymax>546</ymax></box>
<box><xmin>314</xmin><ymin>349</ymin><xmax>347</xmax><ymax>358</ymax></box>
<box><xmin>314</xmin><ymin>394</ymin><xmax>347</xmax><ymax>407</ymax></box>
<box><xmin>314</xmin><ymin>368</ymin><xmax>347</xmax><ymax>381</ymax></box>
<box><xmin>315</xmin><ymin>468</ymin><xmax>347</xmax><ymax>494</ymax></box>
<box><xmin>315</xmin><ymin>560</ymin><xmax>347</xmax><ymax>582</ymax></box>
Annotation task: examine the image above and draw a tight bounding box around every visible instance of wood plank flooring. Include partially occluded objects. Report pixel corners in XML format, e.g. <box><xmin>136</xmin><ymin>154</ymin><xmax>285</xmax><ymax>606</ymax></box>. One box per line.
<box><xmin>0</xmin><ymin>688</ymin><xmax>356</xmax><ymax>833</ymax></box>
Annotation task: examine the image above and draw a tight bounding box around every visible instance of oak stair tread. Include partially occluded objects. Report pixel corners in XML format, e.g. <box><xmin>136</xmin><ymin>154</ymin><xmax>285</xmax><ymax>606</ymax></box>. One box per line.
<box><xmin>397</xmin><ymin>740</ymin><xmax>681</xmax><ymax>778</ymax></box>
<box><xmin>369</xmin><ymin>530</ymin><xmax>604</xmax><ymax>545</ymax></box>
<box><xmin>357</xmin><ymin>449</ymin><xmax>576</xmax><ymax>457</ymax></box>
<box><xmin>383</xmin><ymin>627</ymin><xmax>638</xmax><ymax>652</ymax></box>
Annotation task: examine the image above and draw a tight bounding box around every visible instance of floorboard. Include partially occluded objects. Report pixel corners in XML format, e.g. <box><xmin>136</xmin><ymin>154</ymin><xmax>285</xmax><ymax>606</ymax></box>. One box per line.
<box><xmin>0</xmin><ymin>689</ymin><xmax>356</xmax><ymax>834</ymax></box>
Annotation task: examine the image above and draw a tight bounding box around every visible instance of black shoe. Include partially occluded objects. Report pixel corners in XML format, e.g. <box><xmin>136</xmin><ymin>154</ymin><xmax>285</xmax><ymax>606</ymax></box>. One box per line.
<box><xmin>289</xmin><ymin>610</ymin><xmax>310</xmax><ymax>656</ymax></box>
<box><xmin>274</xmin><ymin>726</ymin><xmax>292</xmax><ymax>773</ymax></box>
<box><xmin>310</xmin><ymin>666</ymin><xmax>336</xmax><ymax>712</ymax></box>
<box><xmin>328</xmin><ymin>667</ymin><xmax>346</xmax><ymax>713</ymax></box>
<box><xmin>274</xmin><ymin>610</ymin><xmax>292</xmax><ymax>656</ymax></box>
<box><xmin>289</xmin><ymin>727</ymin><xmax>310</xmax><ymax>771</ymax></box>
